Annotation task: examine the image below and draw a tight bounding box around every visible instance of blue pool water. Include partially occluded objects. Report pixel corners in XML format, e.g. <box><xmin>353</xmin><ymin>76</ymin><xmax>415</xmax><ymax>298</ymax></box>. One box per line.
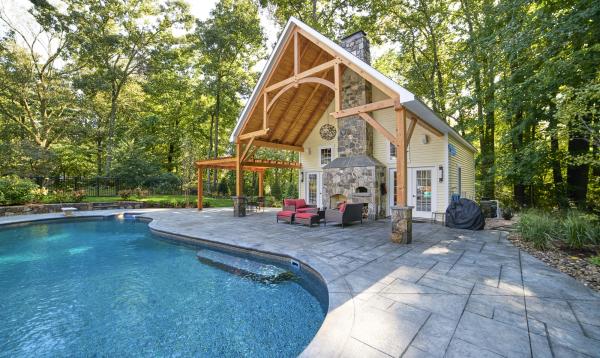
<box><xmin>0</xmin><ymin>217</ymin><xmax>326</xmax><ymax>357</ymax></box>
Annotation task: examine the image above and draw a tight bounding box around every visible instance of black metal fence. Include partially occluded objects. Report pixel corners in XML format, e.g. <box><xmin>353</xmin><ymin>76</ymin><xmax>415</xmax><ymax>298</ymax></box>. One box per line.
<box><xmin>30</xmin><ymin>177</ymin><xmax>122</xmax><ymax>197</ymax></box>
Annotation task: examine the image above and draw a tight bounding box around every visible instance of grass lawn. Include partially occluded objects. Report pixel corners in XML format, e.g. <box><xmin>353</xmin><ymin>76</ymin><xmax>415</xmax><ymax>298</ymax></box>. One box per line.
<box><xmin>83</xmin><ymin>195</ymin><xmax>233</xmax><ymax>207</ymax></box>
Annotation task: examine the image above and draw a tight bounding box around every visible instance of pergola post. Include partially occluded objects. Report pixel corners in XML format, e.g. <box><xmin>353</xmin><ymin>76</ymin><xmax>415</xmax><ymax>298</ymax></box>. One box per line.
<box><xmin>233</xmin><ymin>142</ymin><xmax>246</xmax><ymax>217</ymax></box>
<box><xmin>197</xmin><ymin>167</ymin><xmax>203</xmax><ymax>210</ymax></box>
<box><xmin>258</xmin><ymin>171</ymin><xmax>264</xmax><ymax>197</ymax></box>
<box><xmin>391</xmin><ymin>106</ymin><xmax>413</xmax><ymax>244</ymax></box>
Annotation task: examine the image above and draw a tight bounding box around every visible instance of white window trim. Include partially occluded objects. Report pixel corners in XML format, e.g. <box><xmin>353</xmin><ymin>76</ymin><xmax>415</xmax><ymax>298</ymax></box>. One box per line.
<box><xmin>389</xmin><ymin>141</ymin><xmax>410</xmax><ymax>163</ymax></box>
<box><xmin>319</xmin><ymin>145</ymin><xmax>334</xmax><ymax>168</ymax></box>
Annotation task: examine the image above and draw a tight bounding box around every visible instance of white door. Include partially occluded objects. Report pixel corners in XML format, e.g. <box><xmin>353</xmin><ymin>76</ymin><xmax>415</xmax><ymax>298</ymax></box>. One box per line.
<box><xmin>409</xmin><ymin>167</ymin><xmax>435</xmax><ymax>218</ymax></box>
<box><xmin>305</xmin><ymin>172</ymin><xmax>322</xmax><ymax>207</ymax></box>
<box><xmin>388</xmin><ymin>167</ymin><xmax>436</xmax><ymax>218</ymax></box>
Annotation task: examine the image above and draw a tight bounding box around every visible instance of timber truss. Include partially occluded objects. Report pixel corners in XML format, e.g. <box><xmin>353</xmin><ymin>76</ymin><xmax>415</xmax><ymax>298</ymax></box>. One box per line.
<box><xmin>196</xmin><ymin>20</ymin><xmax>443</xmax><ymax>210</ymax></box>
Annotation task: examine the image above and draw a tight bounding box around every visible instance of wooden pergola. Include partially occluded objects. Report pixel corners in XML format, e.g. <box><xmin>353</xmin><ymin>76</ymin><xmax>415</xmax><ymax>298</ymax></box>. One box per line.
<box><xmin>195</xmin><ymin>18</ymin><xmax>442</xmax><ymax>212</ymax></box>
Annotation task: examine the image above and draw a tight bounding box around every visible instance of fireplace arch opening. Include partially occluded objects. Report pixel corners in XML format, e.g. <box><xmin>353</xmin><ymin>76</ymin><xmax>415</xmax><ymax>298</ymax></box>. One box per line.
<box><xmin>329</xmin><ymin>194</ymin><xmax>347</xmax><ymax>209</ymax></box>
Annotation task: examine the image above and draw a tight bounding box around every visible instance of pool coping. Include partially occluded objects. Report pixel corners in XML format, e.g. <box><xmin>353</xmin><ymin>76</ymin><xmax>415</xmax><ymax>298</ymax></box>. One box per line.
<box><xmin>0</xmin><ymin>208</ymin><xmax>341</xmax><ymax>357</ymax></box>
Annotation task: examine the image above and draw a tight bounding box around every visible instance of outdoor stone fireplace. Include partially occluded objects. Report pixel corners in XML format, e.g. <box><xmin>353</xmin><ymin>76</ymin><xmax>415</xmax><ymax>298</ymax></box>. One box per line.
<box><xmin>322</xmin><ymin>30</ymin><xmax>386</xmax><ymax>220</ymax></box>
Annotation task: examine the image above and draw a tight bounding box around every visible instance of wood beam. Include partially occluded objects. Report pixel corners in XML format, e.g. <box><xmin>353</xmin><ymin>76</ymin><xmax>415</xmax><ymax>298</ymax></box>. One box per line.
<box><xmin>238</xmin><ymin>128</ymin><xmax>270</xmax><ymax>141</ymax></box>
<box><xmin>269</xmin><ymin>51</ymin><xmax>327</xmax><ymax>141</ymax></box>
<box><xmin>330</xmin><ymin>98</ymin><xmax>397</xmax><ymax>118</ymax></box>
<box><xmin>267</xmin><ymin>76</ymin><xmax>334</xmax><ymax>113</ymax></box>
<box><xmin>238</xmin><ymin>31</ymin><xmax>309</xmax><ymax>137</ymax></box>
<box><xmin>196</xmin><ymin>157</ymin><xmax>236</xmax><ymax>166</ymax></box>
<box><xmin>334</xmin><ymin>62</ymin><xmax>341</xmax><ymax>112</ymax></box>
<box><xmin>263</xmin><ymin>92</ymin><xmax>268</xmax><ymax>130</ymax></box>
<box><xmin>242</xmin><ymin>158</ymin><xmax>302</xmax><ymax>169</ymax></box>
<box><xmin>358</xmin><ymin>112</ymin><xmax>397</xmax><ymax>145</ymax></box>
<box><xmin>395</xmin><ymin>107</ymin><xmax>407</xmax><ymax>206</ymax></box>
<box><xmin>265</xmin><ymin>58</ymin><xmax>338</xmax><ymax>93</ymax></box>
<box><xmin>409</xmin><ymin>113</ymin><xmax>443</xmax><ymax>137</ymax></box>
<box><xmin>241</xmin><ymin>136</ymin><xmax>255</xmax><ymax>161</ymax></box>
<box><xmin>252</xmin><ymin>140</ymin><xmax>304</xmax><ymax>152</ymax></box>
<box><xmin>295</xmin><ymin>27</ymin><xmax>398</xmax><ymax>98</ymax></box>
<box><xmin>197</xmin><ymin>167</ymin><xmax>203</xmax><ymax>210</ymax></box>
<box><xmin>406</xmin><ymin>118</ymin><xmax>417</xmax><ymax>148</ymax></box>
<box><xmin>294</xmin><ymin>31</ymin><xmax>299</xmax><ymax>76</ymax></box>
<box><xmin>235</xmin><ymin>143</ymin><xmax>243</xmax><ymax>196</ymax></box>
<box><xmin>258</xmin><ymin>171</ymin><xmax>264</xmax><ymax>197</ymax></box>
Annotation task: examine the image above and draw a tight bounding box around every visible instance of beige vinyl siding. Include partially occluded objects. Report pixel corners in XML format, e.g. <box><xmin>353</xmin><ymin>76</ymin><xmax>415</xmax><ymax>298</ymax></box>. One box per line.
<box><xmin>448</xmin><ymin>135</ymin><xmax>476</xmax><ymax>200</ymax></box>
<box><xmin>298</xmin><ymin>100</ymin><xmax>336</xmax><ymax>199</ymax></box>
<box><xmin>371</xmin><ymin>87</ymin><xmax>447</xmax><ymax>213</ymax></box>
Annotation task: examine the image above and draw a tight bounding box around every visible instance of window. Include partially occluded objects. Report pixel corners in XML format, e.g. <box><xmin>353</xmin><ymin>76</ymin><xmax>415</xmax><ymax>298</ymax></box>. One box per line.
<box><xmin>389</xmin><ymin>142</ymin><xmax>396</xmax><ymax>159</ymax></box>
<box><xmin>457</xmin><ymin>167</ymin><xmax>462</xmax><ymax>196</ymax></box>
<box><xmin>320</xmin><ymin>147</ymin><xmax>332</xmax><ymax>166</ymax></box>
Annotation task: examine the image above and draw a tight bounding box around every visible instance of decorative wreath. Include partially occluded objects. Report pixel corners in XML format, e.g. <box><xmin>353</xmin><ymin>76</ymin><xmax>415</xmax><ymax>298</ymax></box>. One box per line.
<box><xmin>319</xmin><ymin>124</ymin><xmax>336</xmax><ymax>141</ymax></box>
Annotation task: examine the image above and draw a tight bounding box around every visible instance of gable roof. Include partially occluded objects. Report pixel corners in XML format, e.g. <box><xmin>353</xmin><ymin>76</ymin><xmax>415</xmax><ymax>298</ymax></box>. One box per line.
<box><xmin>230</xmin><ymin>17</ymin><xmax>476</xmax><ymax>153</ymax></box>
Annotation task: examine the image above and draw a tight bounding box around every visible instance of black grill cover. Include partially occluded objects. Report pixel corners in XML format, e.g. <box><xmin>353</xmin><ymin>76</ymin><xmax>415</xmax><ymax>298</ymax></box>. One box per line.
<box><xmin>445</xmin><ymin>198</ymin><xmax>485</xmax><ymax>230</ymax></box>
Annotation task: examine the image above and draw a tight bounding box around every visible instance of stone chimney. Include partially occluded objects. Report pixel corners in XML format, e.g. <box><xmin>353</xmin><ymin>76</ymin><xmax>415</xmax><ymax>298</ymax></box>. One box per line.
<box><xmin>338</xmin><ymin>30</ymin><xmax>373</xmax><ymax>158</ymax></box>
<box><xmin>321</xmin><ymin>30</ymin><xmax>385</xmax><ymax>220</ymax></box>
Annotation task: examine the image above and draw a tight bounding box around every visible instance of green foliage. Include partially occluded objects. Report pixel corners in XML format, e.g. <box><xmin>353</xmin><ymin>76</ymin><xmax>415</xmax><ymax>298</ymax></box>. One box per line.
<box><xmin>0</xmin><ymin>176</ymin><xmax>39</xmax><ymax>205</ymax></box>
<box><xmin>46</xmin><ymin>189</ymin><xmax>86</xmax><ymax>203</ymax></box>
<box><xmin>589</xmin><ymin>256</ymin><xmax>600</xmax><ymax>267</ymax></box>
<box><xmin>517</xmin><ymin>210</ymin><xmax>600</xmax><ymax>250</ymax></box>
<box><xmin>560</xmin><ymin>211</ymin><xmax>600</xmax><ymax>249</ymax></box>
<box><xmin>270</xmin><ymin>180</ymin><xmax>282</xmax><ymax>200</ymax></box>
<box><xmin>142</xmin><ymin>173</ymin><xmax>181</xmax><ymax>194</ymax></box>
<box><xmin>516</xmin><ymin>210</ymin><xmax>558</xmax><ymax>249</ymax></box>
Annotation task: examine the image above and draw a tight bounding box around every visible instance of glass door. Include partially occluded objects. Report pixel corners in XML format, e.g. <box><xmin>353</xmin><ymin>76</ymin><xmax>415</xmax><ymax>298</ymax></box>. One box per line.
<box><xmin>305</xmin><ymin>172</ymin><xmax>321</xmax><ymax>207</ymax></box>
<box><xmin>411</xmin><ymin>168</ymin><xmax>434</xmax><ymax>217</ymax></box>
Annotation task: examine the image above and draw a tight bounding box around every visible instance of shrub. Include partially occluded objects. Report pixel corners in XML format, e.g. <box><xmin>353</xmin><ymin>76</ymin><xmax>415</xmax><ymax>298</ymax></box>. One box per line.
<box><xmin>516</xmin><ymin>210</ymin><xmax>557</xmax><ymax>249</ymax></box>
<box><xmin>589</xmin><ymin>256</ymin><xmax>600</xmax><ymax>267</ymax></box>
<box><xmin>47</xmin><ymin>189</ymin><xmax>85</xmax><ymax>203</ymax></box>
<box><xmin>501</xmin><ymin>207</ymin><xmax>513</xmax><ymax>220</ymax></box>
<box><xmin>118</xmin><ymin>189</ymin><xmax>133</xmax><ymax>200</ymax></box>
<box><xmin>560</xmin><ymin>211</ymin><xmax>599</xmax><ymax>249</ymax></box>
<box><xmin>133</xmin><ymin>187</ymin><xmax>149</xmax><ymax>199</ymax></box>
<box><xmin>143</xmin><ymin>173</ymin><xmax>181</xmax><ymax>194</ymax></box>
<box><xmin>0</xmin><ymin>176</ymin><xmax>39</xmax><ymax>205</ymax></box>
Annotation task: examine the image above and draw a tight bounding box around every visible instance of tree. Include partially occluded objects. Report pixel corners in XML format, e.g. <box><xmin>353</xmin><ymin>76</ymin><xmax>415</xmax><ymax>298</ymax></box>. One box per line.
<box><xmin>0</xmin><ymin>7</ymin><xmax>78</xmax><ymax>149</ymax></box>
<box><xmin>44</xmin><ymin>0</ymin><xmax>193</xmax><ymax>175</ymax></box>
<box><xmin>196</xmin><ymin>0</ymin><xmax>265</xmax><ymax>191</ymax></box>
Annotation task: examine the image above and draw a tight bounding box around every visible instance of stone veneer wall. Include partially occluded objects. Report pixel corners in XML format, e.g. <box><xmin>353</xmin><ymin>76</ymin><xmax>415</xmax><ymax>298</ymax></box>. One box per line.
<box><xmin>322</xmin><ymin>165</ymin><xmax>386</xmax><ymax>220</ymax></box>
<box><xmin>0</xmin><ymin>201</ymin><xmax>148</xmax><ymax>217</ymax></box>
<box><xmin>338</xmin><ymin>31</ymin><xmax>373</xmax><ymax>158</ymax></box>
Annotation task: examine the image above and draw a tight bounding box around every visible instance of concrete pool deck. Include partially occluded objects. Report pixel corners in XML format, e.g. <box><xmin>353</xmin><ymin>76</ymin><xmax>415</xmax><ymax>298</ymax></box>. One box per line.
<box><xmin>2</xmin><ymin>208</ymin><xmax>599</xmax><ymax>357</ymax></box>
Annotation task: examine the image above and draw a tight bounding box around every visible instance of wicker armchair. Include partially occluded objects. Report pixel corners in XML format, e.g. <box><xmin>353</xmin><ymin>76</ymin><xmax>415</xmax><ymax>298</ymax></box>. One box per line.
<box><xmin>324</xmin><ymin>203</ymin><xmax>363</xmax><ymax>228</ymax></box>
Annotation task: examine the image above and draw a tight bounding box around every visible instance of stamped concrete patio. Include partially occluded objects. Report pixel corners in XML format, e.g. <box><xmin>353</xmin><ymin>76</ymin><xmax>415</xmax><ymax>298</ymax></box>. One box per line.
<box><xmin>139</xmin><ymin>208</ymin><xmax>600</xmax><ymax>358</ymax></box>
<box><xmin>2</xmin><ymin>208</ymin><xmax>599</xmax><ymax>357</ymax></box>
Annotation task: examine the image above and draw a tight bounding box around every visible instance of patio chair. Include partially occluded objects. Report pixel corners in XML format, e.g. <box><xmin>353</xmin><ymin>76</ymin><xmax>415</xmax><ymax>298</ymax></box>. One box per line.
<box><xmin>324</xmin><ymin>203</ymin><xmax>363</xmax><ymax>228</ymax></box>
<box><xmin>283</xmin><ymin>198</ymin><xmax>317</xmax><ymax>214</ymax></box>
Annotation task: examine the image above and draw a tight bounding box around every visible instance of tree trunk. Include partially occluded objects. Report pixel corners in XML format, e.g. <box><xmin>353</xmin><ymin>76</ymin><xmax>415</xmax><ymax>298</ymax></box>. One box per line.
<box><xmin>96</xmin><ymin>138</ymin><xmax>103</xmax><ymax>176</ymax></box>
<box><xmin>213</xmin><ymin>74</ymin><xmax>221</xmax><ymax>194</ymax></box>
<box><xmin>104</xmin><ymin>83</ymin><xmax>120</xmax><ymax>176</ymax></box>
<box><xmin>566</xmin><ymin>122</ymin><xmax>590</xmax><ymax>208</ymax></box>
<box><xmin>548</xmin><ymin>104</ymin><xmax>567</xmax><ymax>208</ymax></box>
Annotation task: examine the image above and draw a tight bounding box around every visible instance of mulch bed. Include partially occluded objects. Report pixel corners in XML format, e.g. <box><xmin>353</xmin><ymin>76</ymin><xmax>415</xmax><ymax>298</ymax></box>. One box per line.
<box><xmin>508</xmin><ymin>233</ymin><xmax>600</xmax><ymax>292</ymax></box>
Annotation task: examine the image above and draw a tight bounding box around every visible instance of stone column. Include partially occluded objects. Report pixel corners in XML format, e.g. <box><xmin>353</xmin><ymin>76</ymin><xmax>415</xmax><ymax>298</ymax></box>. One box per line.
<box><xmin>390</xmin><ymin>206</ymin><xmax>413</xmax><ymax>244</ymax></box>
<box><xmin>232</xmin><ymin>196</ymin><xmax>247</xmax><ymax>217</ymax></box>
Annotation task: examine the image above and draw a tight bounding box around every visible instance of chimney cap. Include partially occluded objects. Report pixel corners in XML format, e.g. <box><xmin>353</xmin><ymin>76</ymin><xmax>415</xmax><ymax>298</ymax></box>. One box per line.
<box><xmin>340</xmin><ymin>30</ymin><xmax>367</xmax><ymax>42</ymax></box>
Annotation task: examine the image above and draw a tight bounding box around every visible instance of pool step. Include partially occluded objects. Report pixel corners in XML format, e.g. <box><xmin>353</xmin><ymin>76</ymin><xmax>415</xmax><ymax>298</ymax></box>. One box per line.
<box><xmin>196</xmin><ymin>249</ymin><xmax>295</xmax><ymax>283</ymax></box>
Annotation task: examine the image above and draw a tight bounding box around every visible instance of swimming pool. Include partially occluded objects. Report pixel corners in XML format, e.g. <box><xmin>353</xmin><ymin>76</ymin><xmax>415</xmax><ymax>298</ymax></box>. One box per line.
<box><xmin>0</xmin><ymin>216</ymin><xmax>326</xmax><ymax>357</ymax></box>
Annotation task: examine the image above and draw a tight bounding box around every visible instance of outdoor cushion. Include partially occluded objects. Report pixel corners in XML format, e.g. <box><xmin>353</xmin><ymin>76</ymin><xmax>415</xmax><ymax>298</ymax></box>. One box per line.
<box><xmin>338</xmin><ymin>203</ymin><xmax>346</xmax><ymax>213</ymax></box>
<box><xmin>295</xmin><ymin>199</ymin><xmax>307</xmax><ymax>208</ymax></box>
<box><xmin>296</xmin><ymin>207</ymin><xmax>316</xmax><ymax>213</ymax></box>
<box><xmin>295</xmin><ymin>212</ymin><xmax>318</xmax><ymax>219</ymax></box>
<box><xmin>277</xmin><ymin>210</ymin><xmax>295</xmax><ymax>218</ymax></box>
<box><xmin>283</xmin><ymin>199</ymin><xmax>296</xmax><ymax>207</ymax></box>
